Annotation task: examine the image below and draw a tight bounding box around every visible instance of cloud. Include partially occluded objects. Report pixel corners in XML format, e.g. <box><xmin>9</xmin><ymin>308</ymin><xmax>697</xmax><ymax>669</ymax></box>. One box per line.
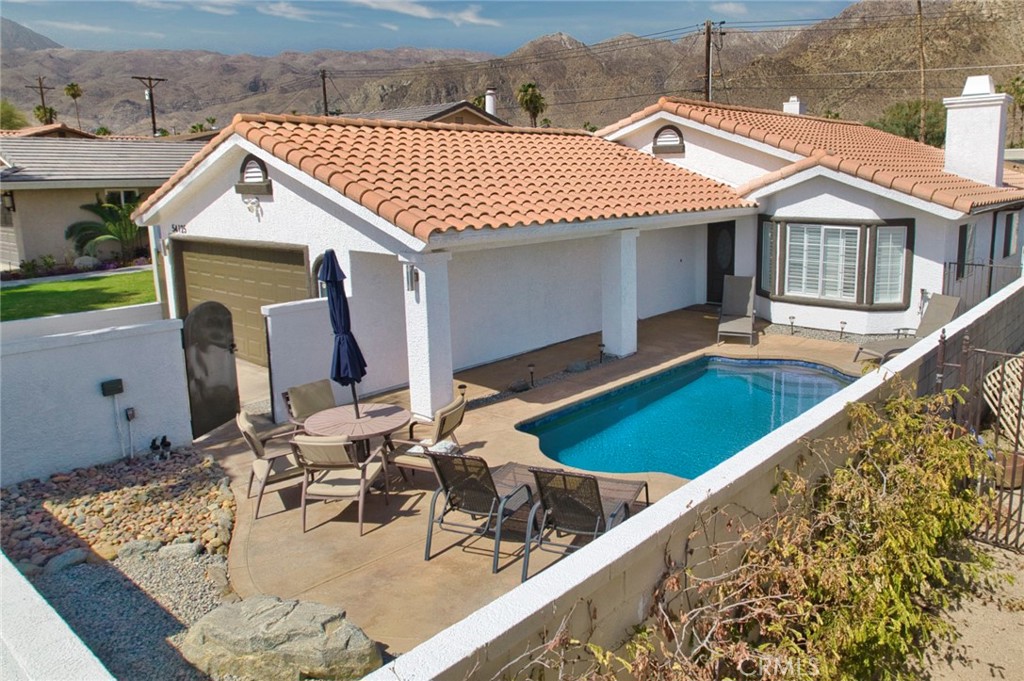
<box><xmin>710</xmin><ymin>2</ymin><xmax>749</xmax><ymax>18</ymax></box>
<box><xmin>345</xmin><ymin>1</ymin><xmax>500</xmax><ymax>27</ymax></box>
<box><xmin>256</xmin><ymin>2</ymin><xmax>318</xmax><ymax>21</ymax></box>
<box><xmin>380</xmin><ymin>22</ymin><xmax>399</xmax><ymax>31</ymax></box>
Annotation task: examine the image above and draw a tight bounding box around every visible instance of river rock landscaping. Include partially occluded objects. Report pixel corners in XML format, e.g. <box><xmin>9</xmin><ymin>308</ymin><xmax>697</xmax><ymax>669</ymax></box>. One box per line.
<box><xmin>0</xmin><ymin>447</ymin><xmax>235</xmax><ymax>573</ymax></box>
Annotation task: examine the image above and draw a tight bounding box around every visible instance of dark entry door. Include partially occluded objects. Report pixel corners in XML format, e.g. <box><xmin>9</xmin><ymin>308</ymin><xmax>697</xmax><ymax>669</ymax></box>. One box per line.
<box><xmin>183</xmin><ymin>301</ymin><xmax>240</xmax><ymax>438</ymax></box>
<box><xmin>707</xmin><ymin>221</ymin><xmax>736</xmax><ymax>304</ymax></box>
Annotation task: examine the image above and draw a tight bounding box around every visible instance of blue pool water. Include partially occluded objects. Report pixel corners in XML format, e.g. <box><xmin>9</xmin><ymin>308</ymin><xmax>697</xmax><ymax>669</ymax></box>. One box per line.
<box><xmin>517</xmin><ymin>357</ymin><xmax>853</xmax><ymax>480</ymax></box>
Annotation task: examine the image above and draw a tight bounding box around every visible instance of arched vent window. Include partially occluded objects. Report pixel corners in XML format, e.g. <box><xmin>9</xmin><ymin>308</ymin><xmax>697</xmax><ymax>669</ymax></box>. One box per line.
<box><xmin>234</xmin><ymin>154</ymin><xmax>273</xmax><ymax>195</ymax></box>
<box><xmin>652</xmin><ymin>125</ymin><xmax>685</xmax><ymax>154</ymax></box>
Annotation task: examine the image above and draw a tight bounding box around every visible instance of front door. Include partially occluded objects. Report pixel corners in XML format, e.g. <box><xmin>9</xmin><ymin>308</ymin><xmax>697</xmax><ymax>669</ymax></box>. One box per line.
<box><xmin>707</xmin><ymin>221</ymin><xmax>736</xmax><ymax>304</ymax></box>
<box><xmin>183</xmin><ymin>301</ymin><xmax>240</xmax><ymax>438</ymax></box>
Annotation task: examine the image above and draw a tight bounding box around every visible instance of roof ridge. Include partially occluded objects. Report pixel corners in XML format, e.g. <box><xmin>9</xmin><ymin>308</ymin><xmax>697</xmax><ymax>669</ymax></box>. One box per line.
<box><xmin>227</xmin><ymin>112</ymin><xmax>591</xmax><ymax>137</ymax></box>
<box><xmin>660</xmin><ymin>96</ymin><xmax>867</xmax><ymax>126</ymax></box>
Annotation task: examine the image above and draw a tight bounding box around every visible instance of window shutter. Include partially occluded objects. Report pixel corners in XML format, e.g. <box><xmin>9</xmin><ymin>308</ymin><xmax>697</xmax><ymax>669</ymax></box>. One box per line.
<box><xmin>873</xmin><ymin>226</ymin><xmax>906</xmax><ymax>304</ymax></box>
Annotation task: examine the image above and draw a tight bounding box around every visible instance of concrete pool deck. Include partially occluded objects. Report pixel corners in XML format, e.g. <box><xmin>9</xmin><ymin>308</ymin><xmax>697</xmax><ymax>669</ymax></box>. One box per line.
<box><xmin>199</xmin><ymin>308</ymin><xmax>868</xmax><ymax>655</ymax></box>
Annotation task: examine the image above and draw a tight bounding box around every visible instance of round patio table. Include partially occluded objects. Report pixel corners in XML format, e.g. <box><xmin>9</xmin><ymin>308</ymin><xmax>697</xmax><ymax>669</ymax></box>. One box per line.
<box><xmin>303</xmin><ymin>402</ymin><xmax>411</xmax><ymax>441</ymax></box>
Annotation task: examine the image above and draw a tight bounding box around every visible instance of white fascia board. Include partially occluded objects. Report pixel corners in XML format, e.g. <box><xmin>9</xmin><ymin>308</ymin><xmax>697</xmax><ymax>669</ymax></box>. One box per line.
<box><xmin>427</xmin><ymin>206</ymin><xmax>756</xmax><ymax>253</ymax></box>
<box><xmin>603</xmin><ymin>111</ymin><xmax>804</xmax><ymax>164</ymax></box>
<box><xmin>3</xmin><ymin>179</ymin><xmax>170</xmax><ymax>191</ymax></box>
<box><xmin>747</xmin><ymin>165</ymin><xmax>966</xmax><ymax>221</ymax></box>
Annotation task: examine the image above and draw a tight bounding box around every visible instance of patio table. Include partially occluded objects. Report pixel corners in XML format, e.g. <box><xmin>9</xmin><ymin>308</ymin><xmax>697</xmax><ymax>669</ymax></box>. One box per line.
<box><xmin>304</xmin><ymin>403</ymin><xmax>411</xmax><ymax>461</ymax></box>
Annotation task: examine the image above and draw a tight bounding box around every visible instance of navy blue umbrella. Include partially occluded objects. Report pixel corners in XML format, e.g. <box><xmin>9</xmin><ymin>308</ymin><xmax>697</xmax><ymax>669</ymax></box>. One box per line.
<box><xmin>318</xmin><ymin>249</ymin><xmax>368</xmax><ymax>418</ymax></box>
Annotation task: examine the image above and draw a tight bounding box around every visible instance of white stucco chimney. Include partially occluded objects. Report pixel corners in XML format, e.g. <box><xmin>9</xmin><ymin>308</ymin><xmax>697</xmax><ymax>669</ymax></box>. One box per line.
<box><xmin>485</xmin><ymin>88</ymin><xmax>497</xmax><ymax>116</ymax></box>
<box><xmin>783</xmin><ymin>96</ymin><xmax>806</xmax><ymax>115</ymax></box>
<box><xmin>943</xmin><ymin>75</ymin><xmax>1011</xmax><ymax>186</ymax></box>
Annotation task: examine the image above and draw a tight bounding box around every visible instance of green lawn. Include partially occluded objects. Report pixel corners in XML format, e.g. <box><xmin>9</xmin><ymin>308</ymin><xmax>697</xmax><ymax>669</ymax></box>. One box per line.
<box><xmin>0</xmin><ymin>271</ymin><xmax>157</xmax><ymax>322</ymax></box>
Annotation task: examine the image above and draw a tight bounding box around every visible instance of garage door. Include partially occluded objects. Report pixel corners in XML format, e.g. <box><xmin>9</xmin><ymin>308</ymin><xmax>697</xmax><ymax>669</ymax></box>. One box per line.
<box><xmin>177</xmin><ymin>239</ymin><xmax>310</xmax><ymax>366</ymax></box>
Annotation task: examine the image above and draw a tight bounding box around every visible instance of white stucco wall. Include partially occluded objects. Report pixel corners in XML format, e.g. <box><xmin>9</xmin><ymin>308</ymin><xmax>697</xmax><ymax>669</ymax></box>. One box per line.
<box><xmin>448</xmin><ymin>238</ymin><xmax>603</xmax><ymax>369</ymax></box>
<box><xmin>1</xmin><ymin>557</ymin><xmax>113</xmax><ymax>680</ymax></box>
<box><xmin>0</xmin><ymin>303</ymin><xmax>163</xmax><ymax>341</ymax></box>
<box><xmin>613</xmin><ymin>117</ymin><xmax>795</xmax><ymax>188</ymax></box>
<box><xmin>0</xmin><ymin>320</ymin><xmax>192</xmax><ymax>486</ymax></box>
<box><xmin>263</xmin><ymin>252</ymin><xmax>408</xmax><ymax>422</ymax></box>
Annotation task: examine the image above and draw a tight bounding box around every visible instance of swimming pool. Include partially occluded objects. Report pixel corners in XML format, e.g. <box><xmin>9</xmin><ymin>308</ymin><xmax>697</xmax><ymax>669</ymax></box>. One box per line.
<box><xmin>517</xmin><ymin>357</ymin><xmax>853</xmax><ymax>480</ymax></box>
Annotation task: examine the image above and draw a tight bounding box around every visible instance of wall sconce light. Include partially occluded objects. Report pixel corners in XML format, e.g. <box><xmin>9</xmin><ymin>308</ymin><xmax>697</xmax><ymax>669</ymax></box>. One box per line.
<box><xmin>527</xmin><ymin>363</ymin><xmax>535</xmax><ymax>387</ymax></box>
<box><xmin>404</xmin><ymin>264</ymin><xmax>419</xmax><ymax>292</ymax></box>
<box><xmin>1</xmin><ymin>191</ymin><xmax>15</xmax><ymax>212</ymax></box>
<box><xmin>788</xmin><ymin>315</ymin><xmax>796</xmax><ymax>335</ymax></box>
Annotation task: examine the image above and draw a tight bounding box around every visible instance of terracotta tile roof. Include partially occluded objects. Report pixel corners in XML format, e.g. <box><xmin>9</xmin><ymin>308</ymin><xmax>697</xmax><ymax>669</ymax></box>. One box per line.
<box><xmin>598</xmin><ymin>97</ymin><xmax>1024</xmax><ymax>213</ymax></box>
<box><xmin>135</xmin><ymin>113</ymin><xmax>752</xmax><ymax>242</ymax></box>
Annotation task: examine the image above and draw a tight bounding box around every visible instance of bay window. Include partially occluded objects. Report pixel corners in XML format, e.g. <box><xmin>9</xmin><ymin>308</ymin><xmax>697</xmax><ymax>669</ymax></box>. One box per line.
<box><xmin>757</xmin><ymin>217</ymin><xmax>913</xmax><ymax>309</ymax></box>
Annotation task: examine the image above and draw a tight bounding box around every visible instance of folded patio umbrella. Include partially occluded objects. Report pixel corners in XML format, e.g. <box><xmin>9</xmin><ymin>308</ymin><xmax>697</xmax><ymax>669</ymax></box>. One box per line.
<box><xmin>318</xmin><ymin>249</ymin><xmax>368</xmax><ymax>418</ymax></box>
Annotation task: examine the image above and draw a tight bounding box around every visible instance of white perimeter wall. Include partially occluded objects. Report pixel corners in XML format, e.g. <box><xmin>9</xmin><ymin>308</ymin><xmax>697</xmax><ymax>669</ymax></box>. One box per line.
<box><xmin>0</xmin><ymin>303</ymin><xmax>163</xmax><ymax>341</ymax></box>
<box><xmin>0</xmin><ymin>320</ymin><xmax>192</xmax><ymax>486</ymax></box>
<box><xmin>366</xmin><ymin>275</ymin><xmax>1024</xmax><ymax>681</ymax></box>
<box><xmin>263</xmin><ymin>252</ymin><xmax>408</xmax><ymax>421</ymax></box>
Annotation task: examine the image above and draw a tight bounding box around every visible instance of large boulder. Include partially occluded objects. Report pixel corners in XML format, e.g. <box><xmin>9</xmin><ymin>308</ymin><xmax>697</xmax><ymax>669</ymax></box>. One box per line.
<box><xmin>181</xmin><ymin>596</ymin><xmax>381</xmax><ymax>680</ymax></box>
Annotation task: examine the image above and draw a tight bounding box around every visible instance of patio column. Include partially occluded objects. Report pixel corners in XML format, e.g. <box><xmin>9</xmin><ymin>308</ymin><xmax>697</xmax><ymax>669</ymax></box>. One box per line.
<box><xmin>400</xmin><ymin>252</ymin><xmax>454</xmax><ymax>419</ymax></box>
<box><xmin>601</xmin><ymin>228</ymin><xmax>639</xmax><ymax>357</ymax></box>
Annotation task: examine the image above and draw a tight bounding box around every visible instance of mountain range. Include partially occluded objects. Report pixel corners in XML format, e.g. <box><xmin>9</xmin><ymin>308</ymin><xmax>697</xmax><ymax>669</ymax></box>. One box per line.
<box><xmin>1</xmin><ymin>0</ymin><xmax>1022</xmax><ymax>136</ymax></box>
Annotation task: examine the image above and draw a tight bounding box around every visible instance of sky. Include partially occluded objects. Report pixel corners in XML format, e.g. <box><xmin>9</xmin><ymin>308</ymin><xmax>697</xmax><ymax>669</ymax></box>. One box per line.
<box><xmin>1</xmin><ymin>0</ymin><xmax>855</xmax><ymax>56</ymax></box>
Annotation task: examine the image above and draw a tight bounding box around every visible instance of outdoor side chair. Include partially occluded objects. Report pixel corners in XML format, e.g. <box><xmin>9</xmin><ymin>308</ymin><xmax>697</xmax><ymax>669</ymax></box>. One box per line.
<box><xmin>291</xmin><ymin>434</ymin><xmax>388</xmax><ymax>535</ymax></box>
<box><xmin>853</xmin><ymin>294</ymin><xmax>961</xmax><ymax>362</ymax></box>
<box><xmin>424</xmin><ymin>451</ymin><xmax>533</xmax><ymax>573</ymax></box>
<box><xmin>387</xmin><ymin>394</ymin><xmax>467</xmax><ymax>480</ymax></box>
<box><xmin>717</xmin><ymin>274</ymin><xmax>756</xmax><ymax>346</ymax></box>
<box><xmin>236</xmin><ymin>410</ymin><xmax>305</xmax><ymax>520</ymax></box>
<box><xmin>522</xmin><ymin>467</ymin><xmax>644</xmax><ymax>582</ymax></box>
<box><xmin>282</xmin><ymin>379</ymin><xmax>336</xmax><ymax>433</ymax></box>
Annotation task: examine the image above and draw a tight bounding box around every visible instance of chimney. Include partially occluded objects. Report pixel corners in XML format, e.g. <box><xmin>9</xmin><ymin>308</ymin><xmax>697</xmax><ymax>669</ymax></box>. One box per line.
<box><xmin>783</xmin><ymin>96</ymin><xmax>806</xmax><ymax>115</ymax></box>
<box><xmin>485</xmin><ymin>87</ymin><xmax>497</xmax><ymax>116</ymax></box>
<box><xmin>943</xmin><ymin>75</ymin><xmax>1011</xmax><ymax>187</ymax></box>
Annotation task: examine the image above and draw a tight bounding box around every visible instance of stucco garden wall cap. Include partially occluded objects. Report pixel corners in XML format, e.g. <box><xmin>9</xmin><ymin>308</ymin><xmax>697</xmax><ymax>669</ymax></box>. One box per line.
<box><xmin>133</xmin><ymin>112</ymin><xmax>753</xmax><ymax>243</ymax></box>
<box><xmin>598</xmin><ymin>96</ymin><xmax>1024</xmax><ymax>213</ymax></box>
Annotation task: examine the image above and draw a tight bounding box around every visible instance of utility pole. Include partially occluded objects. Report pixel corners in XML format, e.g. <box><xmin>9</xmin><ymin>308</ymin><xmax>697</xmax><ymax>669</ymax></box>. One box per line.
<box><xmin>131</xmin><ymin>75</ymin><xmax>166</xmax><ymax>136</ymax></box>
<box><xmin>704</xmin><ymin>20</ymin><xmax>713</xmax><ymax>102</ymax></box>
<box><xmin>26</xmin><ymin>76</ymin><xmax>55</xmax><ymax>122</ymax></box>
<box><xmin>916</xmin><ymin>0</ymin><xmax>926</xmax><ymax>143</ymax></box>
<box><xmin>320</xmin><ymin>69</ymin><xmax>329</xmax><ymax>116</ymax></box>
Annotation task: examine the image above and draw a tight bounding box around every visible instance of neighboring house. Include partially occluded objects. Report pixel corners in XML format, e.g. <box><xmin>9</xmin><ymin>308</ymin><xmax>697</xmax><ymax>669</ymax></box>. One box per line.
<box><xmin>598</xmin><ymin>76</ymin><xmax>1024</xmax><ymax>334</ymax></box>
<box><xmin>0</xmin><ymin>137</ymin><xmax>205</xmax><ymax>267</ymax></box>
<box><xmin>353</xmin><ymin>92</ymin><xmax>508</xmax><ymax>127</ymax></box>
<box><xmin>133</xmin><ymin>75</ymin><xmax>1024</xmax><ymax>419</ymax></box>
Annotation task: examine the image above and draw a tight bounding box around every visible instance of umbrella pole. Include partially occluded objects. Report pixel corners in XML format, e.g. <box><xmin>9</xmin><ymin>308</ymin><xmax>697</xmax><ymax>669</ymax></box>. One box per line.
<box><xmin>350</xmin><ymin>384</ymin><xmax>361</xmax><ymax>419</ymax></box>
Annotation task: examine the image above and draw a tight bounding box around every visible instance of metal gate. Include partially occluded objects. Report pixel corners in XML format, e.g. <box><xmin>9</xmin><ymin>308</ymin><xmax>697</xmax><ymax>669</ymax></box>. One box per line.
<box><xmin>183</xmin><ymin>301</ymin><xmax>240</xmax><ymax>438</ymax></box>
<box><xmin>938</xmin><ymin>334</ymin><xmax>1024</xmax><ymax>551</ymax></box>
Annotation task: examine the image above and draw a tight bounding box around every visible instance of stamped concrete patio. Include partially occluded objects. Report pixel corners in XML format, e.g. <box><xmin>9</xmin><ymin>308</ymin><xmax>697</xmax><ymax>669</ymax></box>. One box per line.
<box><xmin>200</xmin><ymin>308</ymin><xmax>865</xmax><ymax>656</ymax></box>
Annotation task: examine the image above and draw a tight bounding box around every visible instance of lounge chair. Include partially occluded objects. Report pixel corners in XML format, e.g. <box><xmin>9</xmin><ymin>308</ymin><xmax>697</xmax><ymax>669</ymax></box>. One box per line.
<box><xmin>236</xmin><ymin>410</ymin><xmax>305</xmax><ymax>519</ymax></box>
<box><xmin>522</xmin><ymin>467</ymin><xmax>649</xmax><ymax>582</ymax></box>
<box><xmin>717</xmin><ymin>275</ymin><xmax>756</xmax><ymax>346</ymax></box>
<box><xmin>291</xmin><ymin>434</ymin><xmax>388</xmax><ymax>535</ymax></box>
<box><xmin>853</xmin><ymin>294</ymin><xmax>961</xmax><ymax>362</ymax></box>
<box><xmin>387</xmin><ymin>394</ymin><xmax>466</xmax><ymax>479</ymax></box>
<box><xmin>423</xmin><ymin>451</ymin><xmax>533</xmax><ymax>573</ymax></box>
<box><xmin>282</xmin><ymin>379</ymin><xmax>336</xmax><ymax>432</ymax></box>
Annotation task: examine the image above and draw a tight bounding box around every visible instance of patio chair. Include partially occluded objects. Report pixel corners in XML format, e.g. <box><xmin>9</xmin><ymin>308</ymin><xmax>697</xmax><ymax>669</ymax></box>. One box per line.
<box><xmin>282</xmin><ymin>379</ymin><xmax>336</xmax><ymax>432</ymax></box>
<box><xmin>424</xmin><ymin>451</ymin><xmax>533</xmax><ymax>573</ymax></box>
<box><xmin>853</xmin><ymin>294</ymin><xmax>961</xmax><ymax>362</ymax></box>
<box><xmin>521</xmin><ymin>467</ymin><xmax>643</xmax><ymax>582</ymax></box>
<box><xmin>291</xmin><ymin>434</ymin><xmax>388</xmax><ymax>535</ymax></box>
<box><xmin>717</xmin><ymin>275</ymin><xmax>756</xmax><ymax>346</ymax></box>
<box><xmin>236</xmin><ymin>410</ymin><xmax>305</xmax><ymax>519</ymax></box>
<box><xmin>387</xmin><ymin>394</ymin><xmax>466</xmax><ymax>479</ymax></box>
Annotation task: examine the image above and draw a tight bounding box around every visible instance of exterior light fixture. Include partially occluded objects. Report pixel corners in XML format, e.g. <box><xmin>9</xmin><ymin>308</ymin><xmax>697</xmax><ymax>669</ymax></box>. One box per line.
<box><xmin>1</xmin><ymin>191</ymin><xmax>15</xmax><ymax>212</ymax></box>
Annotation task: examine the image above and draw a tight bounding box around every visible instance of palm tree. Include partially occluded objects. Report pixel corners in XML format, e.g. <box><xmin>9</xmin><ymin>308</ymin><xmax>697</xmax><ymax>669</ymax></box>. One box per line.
<box><xmin>65</xmin><ymin>200</ymin><xmax>143</xmax><ymax>264</ymax></box>
<box><xmin>33</xmin><ymin>105</ymin><xmax>56</xmax><ymax>125</ymax></box>
<box><xmin>64</xmin><ymin>82</ymin><xmax>83</xmax><ymax>129</ymax></box>
<box><xmin>516</xmin><ymin>82</ymin><xmax>546</xmax><ymax>127</ymax></box>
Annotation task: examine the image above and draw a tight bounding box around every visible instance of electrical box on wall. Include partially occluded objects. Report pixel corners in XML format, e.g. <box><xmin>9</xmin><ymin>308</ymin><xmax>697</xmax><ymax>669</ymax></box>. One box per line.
<box><xmin>100</xmin><ymin>379</ymin><xmax>124</xmax><ymax>396</ymax></box>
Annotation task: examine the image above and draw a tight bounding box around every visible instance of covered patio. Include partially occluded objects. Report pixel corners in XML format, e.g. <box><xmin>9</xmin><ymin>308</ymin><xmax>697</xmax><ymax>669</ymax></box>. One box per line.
<box><xmin>201</xmin><ymin>308</ymin><xmax>863</xmax><ymax>655</ymax></box>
